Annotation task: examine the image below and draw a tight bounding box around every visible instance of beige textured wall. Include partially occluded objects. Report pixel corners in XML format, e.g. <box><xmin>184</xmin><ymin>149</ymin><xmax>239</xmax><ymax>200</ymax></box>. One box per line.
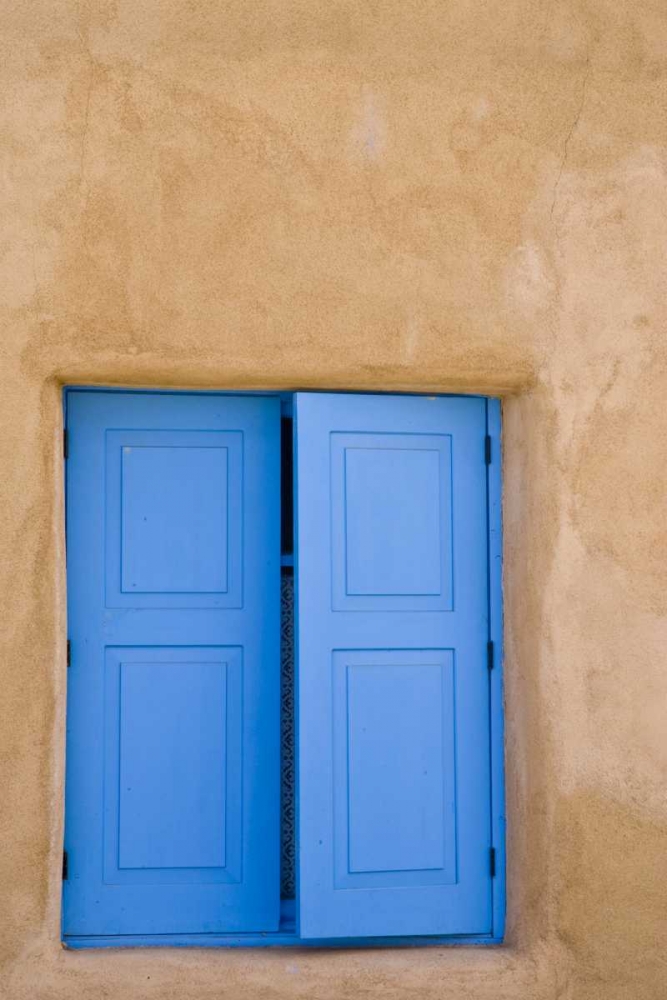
<box><xmin>1</xmin><ymin>2</ymin><xmax>666</xmax><ymax>998</ymax></box>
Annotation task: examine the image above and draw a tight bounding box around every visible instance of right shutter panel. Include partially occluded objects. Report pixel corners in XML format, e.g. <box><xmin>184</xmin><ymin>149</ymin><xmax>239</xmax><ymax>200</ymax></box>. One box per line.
<box><xmin>295</xmin><ymin>392</ymin><xmax>492</xmax><ymax>940</ymax></box>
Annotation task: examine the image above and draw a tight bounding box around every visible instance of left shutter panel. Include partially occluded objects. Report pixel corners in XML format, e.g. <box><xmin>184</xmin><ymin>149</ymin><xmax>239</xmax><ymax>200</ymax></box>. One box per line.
<box><xmin>63</xmin><ymin>391</ymin><xmax>281</xmax><ymax>937</ymax></box>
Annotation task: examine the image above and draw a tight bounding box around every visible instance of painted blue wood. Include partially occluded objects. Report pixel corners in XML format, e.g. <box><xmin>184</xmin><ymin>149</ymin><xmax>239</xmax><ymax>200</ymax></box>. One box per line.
<box><xmin>116</xmin><ymin>653</ymin><xmax>229</xmax><ymax>870</ymax></box>
<box><xmin>330</xmin><ymin>430</ymin><xmax>453</xmax><ymax>612</ymax></box>
<box><xmin>64</xmin><ymin>930</ymin><xmax>503</xmax><ymax>948</ymax></box>
<box><xmin>333</xmin><ymin>650</ymin><xmax>456</xmax><ymax>885</ymax></box>
<box><xmin>63</xmin><ymin>390</ymin><xmax>281</xmax><ymax>936</ymax></box>
<box><xmin>295</xmin><ymin>392</ymin><xmax>493</xmax><ymax>939</ymax></box>
<box><xmin>121</xmin><ymin>443</ymin><xmax>230</xmax><ymax>594</ymax></box>
<box><xmin>486</xmin><ymin>397</ymin><xmax>506</xmax><ymax>940</ymax></box>
<box><xmin>63</xmin><ymin>387</ymin><xmax>505</xmax><ymax>948</ymax></box>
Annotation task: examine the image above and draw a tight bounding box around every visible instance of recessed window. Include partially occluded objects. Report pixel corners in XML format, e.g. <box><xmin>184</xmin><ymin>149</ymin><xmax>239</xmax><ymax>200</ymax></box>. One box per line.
<box><xmin>62</xmin><ymin>388</ymin><xmax>504</xmax><ymax>947</ymax></box>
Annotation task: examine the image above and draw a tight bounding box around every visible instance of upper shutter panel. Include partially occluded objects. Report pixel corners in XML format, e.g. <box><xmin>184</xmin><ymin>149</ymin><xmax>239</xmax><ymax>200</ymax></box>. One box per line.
<box><xmin>295</xmin><ymin>392</ymin><xmax>492</xmax><ymax>940</ymax></box>
<box><xmin>63</xmin><ymin>391</ymin><xmax>281</xmax><ymax>937</ymax></box>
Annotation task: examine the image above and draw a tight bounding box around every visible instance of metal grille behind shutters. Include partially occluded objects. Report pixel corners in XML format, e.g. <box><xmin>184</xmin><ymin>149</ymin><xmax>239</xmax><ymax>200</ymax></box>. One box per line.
<box><xmin>280</xmin><ymin>572</ymin><xmax>295</xmax><ymax>899</ymax></box>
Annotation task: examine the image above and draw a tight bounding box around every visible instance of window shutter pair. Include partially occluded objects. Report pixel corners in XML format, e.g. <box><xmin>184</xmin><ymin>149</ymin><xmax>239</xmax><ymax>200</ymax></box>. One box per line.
<box><xmin>63</xmin><ymin>391</ymin><xmax>493</xmax><ymax>941</ymax></box>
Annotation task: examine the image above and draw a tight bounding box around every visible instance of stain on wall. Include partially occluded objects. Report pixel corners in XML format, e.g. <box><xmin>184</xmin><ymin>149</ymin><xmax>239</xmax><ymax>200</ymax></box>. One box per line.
<box><xmin>1</xmin><ymin>1</ymin><xmax>666</xmax><ymax>998</ymax></box>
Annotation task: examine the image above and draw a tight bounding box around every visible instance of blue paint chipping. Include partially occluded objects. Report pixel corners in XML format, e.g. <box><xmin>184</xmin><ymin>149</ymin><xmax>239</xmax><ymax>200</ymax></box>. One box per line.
<box><xmin>62</xmin><ymin>387</ymin><xmax>504</xmax><ymax>948</ymax></box>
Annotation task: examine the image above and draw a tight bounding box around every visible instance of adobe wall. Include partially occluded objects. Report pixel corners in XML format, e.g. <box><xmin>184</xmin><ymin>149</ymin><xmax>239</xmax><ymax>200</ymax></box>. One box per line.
<box><xmin>1</xmin><ymin>2</ymin><xmax>666</xmax><ymax>997</ymax></box>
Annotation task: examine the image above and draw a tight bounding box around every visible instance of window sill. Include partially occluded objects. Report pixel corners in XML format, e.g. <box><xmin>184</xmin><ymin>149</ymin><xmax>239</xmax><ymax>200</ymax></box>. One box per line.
<box><xmin>63</xmin><ymin>932</ymin><xmax>504</xmax><ymax>949</ymax></box>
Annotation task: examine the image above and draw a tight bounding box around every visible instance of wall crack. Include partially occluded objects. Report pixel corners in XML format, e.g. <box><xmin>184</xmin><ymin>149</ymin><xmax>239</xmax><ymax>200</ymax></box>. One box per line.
<box><xmin>550</xmin><ymin>54</ymin><xmax>591</xmax><ymax>220</ymax></box>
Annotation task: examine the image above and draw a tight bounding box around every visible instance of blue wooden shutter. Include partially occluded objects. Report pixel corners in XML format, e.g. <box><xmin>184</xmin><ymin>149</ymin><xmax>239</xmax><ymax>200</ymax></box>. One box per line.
<box><xmin>295</xmin><ymin>393</ymin><xmax>492</xmax><ymax>939</ymax></box>
<box><xmin>63</xmin><ymin>391</ymin><xmax>280</xmax><ymax>937</ymax></box>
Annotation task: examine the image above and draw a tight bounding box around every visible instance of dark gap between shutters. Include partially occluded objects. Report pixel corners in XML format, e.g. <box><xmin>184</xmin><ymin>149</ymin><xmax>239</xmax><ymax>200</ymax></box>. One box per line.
<box><xmin>280</xmin><ymin>414</ymin><xmax>296</xmax><ymax>901</ymax></box>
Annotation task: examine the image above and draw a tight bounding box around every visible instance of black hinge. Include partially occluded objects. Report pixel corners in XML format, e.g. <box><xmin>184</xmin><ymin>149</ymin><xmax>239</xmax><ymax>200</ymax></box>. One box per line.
<box><xmin>62</xmin><ymin>850</ymin><xmax>69</xmax><ymax>880</ymax></box>
<box><xmin>490</xmin><ymin>847</ymin><xmax>496</xmax><ymax>878</ymax></box>
<box><xmin>485</xmin><ymin>434</ymin><xmax>492</xmax><ymax>464</ymax></box>
<box><xmin>487</xmin><ymin>640</ymin><xmax>494</xmax><ymax>671</ymax></box>
<box><xmin>66</xmin><ymin>640</ymin><xmax>71</xmax><ymax>668</ymax></box>
<box><xmin>63</xmin><ymin>429</ymin><xmax>69</xmax><ymax>459</ymax></box>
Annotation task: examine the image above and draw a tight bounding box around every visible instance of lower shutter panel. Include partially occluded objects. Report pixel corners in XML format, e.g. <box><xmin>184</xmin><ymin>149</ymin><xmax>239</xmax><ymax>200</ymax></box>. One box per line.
<box><xmin>295</xmin><ymin>392</ymin><xmax>492</xmax><ymax>939</ymax></box>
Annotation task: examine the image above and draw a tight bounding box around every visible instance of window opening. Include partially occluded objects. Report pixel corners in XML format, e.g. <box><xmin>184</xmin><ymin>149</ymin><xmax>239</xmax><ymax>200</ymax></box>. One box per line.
<box><xmin>61</xmin><ymin>388</ymin><xmax>504</xmax><ymax>946</ymax></box>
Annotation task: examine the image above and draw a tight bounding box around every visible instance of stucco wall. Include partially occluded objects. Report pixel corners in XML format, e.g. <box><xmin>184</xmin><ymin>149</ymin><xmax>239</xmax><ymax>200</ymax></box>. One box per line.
<box><xmin>1</xmin><ymin>1</ymin><xmax>666</xmax><ymax>998</ymax></box>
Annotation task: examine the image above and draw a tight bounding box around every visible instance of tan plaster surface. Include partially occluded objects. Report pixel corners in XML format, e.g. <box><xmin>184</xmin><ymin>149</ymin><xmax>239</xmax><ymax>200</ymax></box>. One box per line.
<box><xmin>1</xmin><ymin>1</ymin><xmax>667</xmax><ymax>997</ymax></box>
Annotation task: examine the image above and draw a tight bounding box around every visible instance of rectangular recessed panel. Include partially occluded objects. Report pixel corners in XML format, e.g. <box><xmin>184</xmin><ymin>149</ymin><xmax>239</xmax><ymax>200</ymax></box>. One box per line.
<box><xmin>122</xmin><ymin>446</ymin><xmax>228</xmax><ymax>595</ymax></box>
<box><xmin>105</xmin><ymin>429</ymin><xmax>243</xmax><ymax>609</ymax></box>
<box><xmin>345</xmin><ymin>448</ymin><xmax>441</xmax><ymax>596</ymax></box>
<box><xmin>331</xmin><ymin>433</ymin><xmax>453</xmax><ymax>612</ymax></box>
<box><xmin>103</xmin><ymin>645</ymin><xmax>243</xmax><ymax>886</ymax></box>
<box><xmin>332</xmin><ymin>649</ymin><xmax>456</xmax><ymax>890</ymax></box>
<box><xmin>118</xmin><ymin>660</ymin><xmax>227</xmax><ymax>870</ymax></box>
<box><xmin>347</xmin><ymin>662</ymin><xmax>446</xmax><ymax>872</ymax></box>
